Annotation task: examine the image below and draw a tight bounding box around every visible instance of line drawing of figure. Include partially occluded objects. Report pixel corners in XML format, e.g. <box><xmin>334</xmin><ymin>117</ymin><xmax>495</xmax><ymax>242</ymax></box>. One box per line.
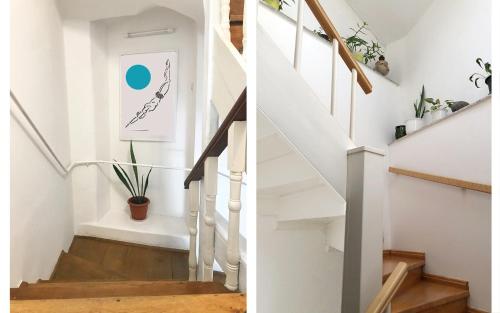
<box><xmin>125</xmin><ymin>59</ymin><xmax>171</xmax><ymax>128</ymax></box>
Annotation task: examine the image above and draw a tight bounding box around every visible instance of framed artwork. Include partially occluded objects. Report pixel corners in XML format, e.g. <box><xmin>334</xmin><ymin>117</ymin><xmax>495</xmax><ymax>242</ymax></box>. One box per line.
<box><xmin>120</xmin><ymin>51</ymin><xmax>178</xmax><ymax>141</ymax></box>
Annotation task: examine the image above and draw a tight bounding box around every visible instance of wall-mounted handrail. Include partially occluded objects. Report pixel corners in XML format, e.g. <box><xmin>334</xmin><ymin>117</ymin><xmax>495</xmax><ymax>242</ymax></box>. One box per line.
<box><xmin>11</xmin><ymin>90</ymin><xmax>242</xmax><ymax>183</ymax></box>
<box><xmin>303</xmin><ymin>0</ymin><xmax>372</xmax><ymax>94</ymax></box>
<box><xmin>184</xmin><ymin>87</ymin><xmax>247</xmax><ymax>189</ymax></box>
<box><xmin>365</xmin><ymin>262</ymin><xmax>408</xmax><ymax>313</ymax></box>
<box><xmin>389</xmin><ymin>167</ymin><xmax>491</xmax><ymax>194</ymax></box>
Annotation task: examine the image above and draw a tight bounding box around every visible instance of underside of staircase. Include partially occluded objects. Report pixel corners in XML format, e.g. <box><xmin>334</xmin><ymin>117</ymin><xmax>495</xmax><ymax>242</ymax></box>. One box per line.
<box><xmin>384</xmin><ymin>250</ymin><xmax>471</xmax><ymax>313</ymax></box>
<box><xmin>11</xmin><ymin>236</ymin><xmax>246</xmax><ymax>312</ymax></box>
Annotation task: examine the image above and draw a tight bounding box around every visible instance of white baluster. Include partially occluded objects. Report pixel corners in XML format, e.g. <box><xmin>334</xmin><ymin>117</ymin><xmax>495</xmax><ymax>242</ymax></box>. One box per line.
<box><xmin>225</xmin><ymin>121</ymin><xmax>247</xmax><ymax>291</ymax></box>
<box><xmin>349</xmin><ymin>68</ymin><xmax>358</xmax><ymax>141</ymax></box>
<box><xmin>221</xmin><ymin>0</ymin><xmax>231</xmax><ymax>42</ymax></box>
<box><xmin>330</xmin><ymin>39</ymin><xmax>339</xmax><ymax>116</ymax></box>
<box><xmin>188</xmin><ymin>181</ymin><xmax>200</xmax><ymax>281</ymax></box>
<box><xmin>293</xmin><ymin>0</ymin><xmax>304</xmax><ymax>70</ymax></box>
<box><xmin>203</xmin><ymin>157</ymin><xmax>218</xmax><ymax>281</ymax></box>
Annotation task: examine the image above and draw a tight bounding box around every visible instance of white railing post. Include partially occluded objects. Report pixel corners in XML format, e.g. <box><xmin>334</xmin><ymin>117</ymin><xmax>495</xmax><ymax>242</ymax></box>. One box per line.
<box><xmin>349</xmin><ymin>68</ymin><xmax>358</xmax><ymax>141</ymax></box>
<box><xmin>225</xmin><ymin>121</ymin><xmax>247</xmax><ymax>291</ymax></box>
<box><xmin>293</xmin><ymin>0</ymin><xmax>304</xmax><ymax>70</ymax></box>
<box><xmin>330</xmin><ymin>39</ymin><xmax>339</xmax><ymax>116</ymax></box>
<box><xmin>342</xmin><ymin>146</ymin><xmax>385</xmax><ymax>313</ymax></box>
<box><xmin>203</xmin><ymin>157</ymin><xmax>218</xmax><ymax>281</ymax></box>
<box><xmin>188</xmin><ymin>181</ymin><xmax>200</xmax><ymax>281</ymax></box>
<box><xmin>221</xmin><ymin>0</ymin><xmax>231</xmax><ymax>42</ymax></box>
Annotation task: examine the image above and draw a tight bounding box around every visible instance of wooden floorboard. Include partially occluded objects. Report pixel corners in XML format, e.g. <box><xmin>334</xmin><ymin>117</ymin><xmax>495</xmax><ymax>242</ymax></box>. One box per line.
<box><xmin>11</xmin><ymin>293</ymin><xmax>246</xmax><ymax>313</ymax></box>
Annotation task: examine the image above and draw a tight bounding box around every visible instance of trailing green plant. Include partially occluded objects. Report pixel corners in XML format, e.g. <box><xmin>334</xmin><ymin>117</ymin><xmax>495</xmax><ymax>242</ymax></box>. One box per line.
<box><xmin>425</xmin><ymin>98</ymin><xmax>452</xmax><ymax>112</ymax></box>
<box><xmin>112</xmin><ymin>141</ymin><xmax>152</xmax><ymax>204</ymax></box>
<box><xmin>469</xmin><ymin>58</ymin><xmax>492</xmax><ymax>88</ymax></box>
<box><xmin>262</xmin><ymin>0</ymin><xmax>294</xmax><ymax>11</ymax></box>
<box><xmin>343</xmin><ymin>22</ymin><xmax>384</xmax><ymax>64</ymax></box>
<box><xmin>413</xmin><ymin>85</ymin><xmax>427</xmax><ymax>118</ymax></box>
<box><xmin>313</xmin><ymin>27</ymin><xmax>330</xmax><ymax>41</ymax></box>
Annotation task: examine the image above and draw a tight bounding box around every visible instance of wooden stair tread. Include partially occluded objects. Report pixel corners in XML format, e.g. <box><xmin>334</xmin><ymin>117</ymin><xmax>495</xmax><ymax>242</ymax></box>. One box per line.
<box><xmin>67</xmin><ymin>236</ymin><xmax>189</xmax><ymax>281</ymax></box>
<box><xmin>384</xmin><ymin>251</ymin><xmax>425</xmax><ymax>280</ymax></box>
<box><xmin>11</xmin><ymin>293</ymin><xmax>246</xmax><ymax>313</ymax></box>
<box><xmin>392</xmin><ymin>280</ymin><xmax>469</xmax><ymax>313</ymax></box>
<box><xmin>50</xmin><ymin>252</ymin><xmax>126</xmax><ymax>282</ymax></box>
<box><xmin>11</xmin><ymin>281</ymin><xmax>231</xmax><ymax>300</ymax></box>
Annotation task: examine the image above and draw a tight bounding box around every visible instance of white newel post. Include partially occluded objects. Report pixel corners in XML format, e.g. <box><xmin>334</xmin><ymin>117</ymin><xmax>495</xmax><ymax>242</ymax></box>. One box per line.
<box><xmin>188</xmin><ymin>181</ymin><xmax>200</xmax><ymax>281</ymax></box>
<box><xmin>342</xmin><ymin>146</ymin><xmax>385</xmax><ymax>313</ymax></box>
<box><xmin>225</xmin><ymin>121</ymin><xmax>247</xmax><ymax>291</ymax></box>
<box><xmin>221</xmin><ymin>0</ymin><xmax>231</xmax><ymax>42</ymax></box>
<box><xmin>203</xmin><ymin>157</ymin><xmax>218</xmax><ymax>281</ymax></box>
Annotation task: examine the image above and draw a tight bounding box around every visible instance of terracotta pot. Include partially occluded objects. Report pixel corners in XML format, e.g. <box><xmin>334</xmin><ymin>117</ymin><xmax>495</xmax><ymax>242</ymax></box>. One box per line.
<box><xmin>128</xmin><ymin>197</ymin><xmax>150</xmax><ymax>220</ymax></box>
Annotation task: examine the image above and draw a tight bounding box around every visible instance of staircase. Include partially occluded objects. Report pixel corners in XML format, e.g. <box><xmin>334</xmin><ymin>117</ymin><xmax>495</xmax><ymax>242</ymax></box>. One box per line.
<box><xmin>11</xmin><ymin>236</ymin><xmax>246</xmax><ymax>312</ymax></box>
<box><xmin>384</xmin><ymin>250</ymin><xmax>470</xmax><ymax>312</ymax></box>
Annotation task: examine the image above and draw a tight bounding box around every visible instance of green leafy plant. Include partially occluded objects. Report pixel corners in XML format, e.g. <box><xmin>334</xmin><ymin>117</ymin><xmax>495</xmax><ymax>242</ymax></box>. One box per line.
<box><xmin>425</xmin><ymin>98</ymin><xmax>452</xmax><ymax>112</ymax></box>
<box><xmin>343</xmin><ymin>22</ymin><xmax>384</xmax><ymax>64</ymax></box>
<box><xmin>112</xmin><ymin>142</ymin><xmax>152</xmax><ymax>204</ymax></box>
<box><xmin>262</xmin><ymin>0</ymin><xmax>294</xmax><ymax>11</ymax></box>
<box><xmin>313</xmin><ymin>27</ymin><xmax>330</xmax><ymax>41</ymax></box>
<box><xmin>469</xmin><ymin>58</ymin><xmax>492</xmax><ymax>88</ymax></box>
<box><xmin>413</xmin><ymin>85</ymin><xmax>428</xmax><ymax>118</ymax></box>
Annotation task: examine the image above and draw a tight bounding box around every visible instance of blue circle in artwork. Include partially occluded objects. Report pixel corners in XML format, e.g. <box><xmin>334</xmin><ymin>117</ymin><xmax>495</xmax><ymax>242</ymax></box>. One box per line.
<box><xmin>126</xmin><ymin>64</ymin><xmax>151</xmax><ymax>90</ymax></box>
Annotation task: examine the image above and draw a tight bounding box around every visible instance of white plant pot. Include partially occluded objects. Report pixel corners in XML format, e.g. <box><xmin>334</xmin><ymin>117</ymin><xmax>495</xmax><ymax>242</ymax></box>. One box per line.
<box><xmin>405</xmin><ymin>118</ymin><xmax>425</xmax><ymax>134</ymax></box>
<box><xmin>431</xmin><ymin>109</ymin><xmax>447</xmax><ymax>122</ymax></box>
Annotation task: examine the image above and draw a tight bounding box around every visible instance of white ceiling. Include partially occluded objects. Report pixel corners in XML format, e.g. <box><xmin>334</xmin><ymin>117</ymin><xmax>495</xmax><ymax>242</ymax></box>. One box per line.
<box><xmin>57</xmin><ymin>0</ymin><xmax>204</xmax><ymax>24</ymax></box>
<box><xmin>345</xmin><ymin>0</ymin><xmax>435</xmax><ymax>45</ymax></box>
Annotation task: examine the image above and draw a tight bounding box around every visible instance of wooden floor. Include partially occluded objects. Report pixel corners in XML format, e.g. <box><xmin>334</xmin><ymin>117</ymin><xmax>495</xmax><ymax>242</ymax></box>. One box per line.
<box><xmin>52</xmin><ymin>236</ymin><xmax>189</xmax><ymax>281</ymax></box>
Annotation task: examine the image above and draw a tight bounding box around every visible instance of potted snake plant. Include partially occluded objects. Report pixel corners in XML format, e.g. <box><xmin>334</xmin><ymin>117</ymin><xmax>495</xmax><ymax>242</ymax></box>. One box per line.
<box><xmin>406</xmin><ymin>85</ymin><xmax>427</xmax><ymax>134</ymax></box>
<box><xmin>112</xmin><ymin>142</ymin><xmax>153</xmax><ymax>220</ymax></box>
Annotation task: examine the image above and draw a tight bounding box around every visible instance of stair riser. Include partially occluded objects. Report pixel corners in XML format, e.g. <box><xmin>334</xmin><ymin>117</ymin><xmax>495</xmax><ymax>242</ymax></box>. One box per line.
<box><xmin>396</xmin><ymin>266</ymin><xmax>423</xmax><ymax>296</ymax></box>
<box><xmin>11</xmin><ymin>282</ymin><xmax>231</xmax><ymax>300</ymax></box>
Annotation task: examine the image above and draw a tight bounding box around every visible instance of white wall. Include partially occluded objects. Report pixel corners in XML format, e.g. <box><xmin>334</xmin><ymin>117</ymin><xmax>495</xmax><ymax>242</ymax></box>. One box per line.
<box><xmin>65</xmin><ymin>7</ymin><xmax>198</xmax><ymax>227</ymax></box>
<box><xmin>388</xmin><ymin>99</ymin><xmax>491</xmax><ymax>311</ymax></box>
<box><xmin>257</xmin><ymin>198</ymin><xmax>343</xmax><ymax>313</ymax></box>
<box><xmin>385</xmin><ymin>0</ymin><xmax>491</xmax><ymax>108</ymax></box>
<box><xmin>10</xmin><ymin>0</ymin><xmax>74</xmax><ymax>287</ymax></box>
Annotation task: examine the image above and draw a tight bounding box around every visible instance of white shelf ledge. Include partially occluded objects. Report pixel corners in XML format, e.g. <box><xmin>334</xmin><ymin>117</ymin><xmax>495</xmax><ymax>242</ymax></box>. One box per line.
<box><xmin>77</xmin><ymin>210</ymin><xmax>189</xmax><ymax>250</ymax></box>
<box><xmin>390</xmin><ymin>96</ymin><xmax>491</xmax><ymax>145</ymax></box>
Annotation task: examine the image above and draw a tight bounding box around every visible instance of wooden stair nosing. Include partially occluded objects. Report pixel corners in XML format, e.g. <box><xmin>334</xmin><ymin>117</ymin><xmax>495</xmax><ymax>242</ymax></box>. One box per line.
<box><xmin>11</xmin><ymin>281</ymin><xmax>232</xmax><ymax>300</ymax></box>
<box><xmin>11</xmin><ymin>293</ymin><xmax>247</xmax><ymax>313</ymax></box>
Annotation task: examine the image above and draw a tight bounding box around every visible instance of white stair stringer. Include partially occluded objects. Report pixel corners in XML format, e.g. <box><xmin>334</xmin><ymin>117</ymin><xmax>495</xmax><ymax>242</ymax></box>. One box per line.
<box><xmin>257</xmin><ymin>112</ymin><xmax>346</xmax><ymax>252</ymax></box>
<box><xmin>257</xmin><ymin>24</ymin><xmax>355</xmax><ymax>199</ymax></box>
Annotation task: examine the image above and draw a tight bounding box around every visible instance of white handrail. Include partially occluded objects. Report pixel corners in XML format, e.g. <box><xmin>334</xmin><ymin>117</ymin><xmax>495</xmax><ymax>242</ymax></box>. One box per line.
<box><xmin>10</xmin><ymin>90</ymin><xmax>245</xmax><ymax>184</ymax></box>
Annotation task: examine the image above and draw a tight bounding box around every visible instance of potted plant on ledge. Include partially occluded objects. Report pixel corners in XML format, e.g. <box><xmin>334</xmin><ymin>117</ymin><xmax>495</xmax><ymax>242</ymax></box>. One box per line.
<box><xmin>406</xmin><ymin>85</ymin><xmax>427</xmax><ymax>134</ymax></box>
<box><xmin>469</xmin><ymin>58</ymin><xmax>492</xmax><ymax>95</ymax></box>
<box><xmin>425</xmin><ymin>98</ymin><xmax>450</xmax><ymax>122</ymax></box>
<box><xmin>112</xmin><ymin>142</ymin><xmax>153</xmax><ymax>221</ymax></box>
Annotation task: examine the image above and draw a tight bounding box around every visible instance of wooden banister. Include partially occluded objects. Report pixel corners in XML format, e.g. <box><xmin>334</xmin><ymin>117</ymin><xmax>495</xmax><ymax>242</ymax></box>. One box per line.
<box><xmin>304</xmin><ymin>0</ymin><xmax>372</xmax><ymax>94</ymax></box>
<box><xmin>365</xmin><ymin>262</ymin><xmax>408</xmax><ymax>313</ymax></box>
<box><xmin>389</xmin><ymin>167</ymin><xmax>491</xmax><ymax>194</ymax></box>
<box><xmin>184</xmin><ymin>88</ymin><xmax>247</xmax><ymax>189</ymax></box>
